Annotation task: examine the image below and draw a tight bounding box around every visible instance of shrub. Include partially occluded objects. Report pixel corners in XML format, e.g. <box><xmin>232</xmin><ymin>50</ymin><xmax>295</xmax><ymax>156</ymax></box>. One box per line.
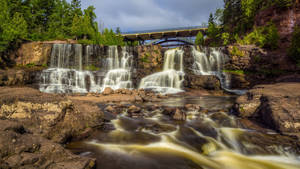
<box><xmin>288</xmin><ymin>27</ymin><xmax>300</xmax><ymax>66</ymax></box>
<box><xmin>231</xmin><ymin>46</ymin><xmax>245</xmax><ymax>57</ymax></box>
<box><xmin>195</xmin><ymin>32</ymin><xmax>205</xmax><ymax>45</ymax></box>
<box><xmin>239</xmin><ymin>23</ymin><xmax>279</xmax><ymax>50</ymax></box>
<box><xmin>221</xmin><ymin>32</ymin><xmax>230</xmax><ymax>45</ymax></box>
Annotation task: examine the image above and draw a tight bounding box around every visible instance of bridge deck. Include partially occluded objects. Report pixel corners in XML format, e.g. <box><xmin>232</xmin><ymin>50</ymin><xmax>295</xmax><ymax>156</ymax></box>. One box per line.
<box><xmin>122</xmin><ymin>26</ymin><xmax>207</xmax><ymax>41</ymax></box>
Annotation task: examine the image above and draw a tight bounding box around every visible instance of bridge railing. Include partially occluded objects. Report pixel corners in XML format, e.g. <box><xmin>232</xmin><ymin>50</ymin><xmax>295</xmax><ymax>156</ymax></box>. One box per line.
<box><xmin>121</xmin><ymin>26</ymin><xmax>207</xmax><ymax>35</ymax></box>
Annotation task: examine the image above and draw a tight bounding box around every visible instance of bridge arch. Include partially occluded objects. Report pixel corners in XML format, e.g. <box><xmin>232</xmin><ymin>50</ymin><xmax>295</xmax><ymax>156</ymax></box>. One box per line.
<box><xmin>152</xmin><ymin>39</ymin><xmax>194</xmax><ymax>46</ymax></box>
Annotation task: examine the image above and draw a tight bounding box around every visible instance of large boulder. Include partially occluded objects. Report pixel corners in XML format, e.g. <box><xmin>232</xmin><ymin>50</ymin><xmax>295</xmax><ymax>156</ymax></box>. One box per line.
<box><xmin>0</xmin><ymin>87</ymin><xmax>104</xmax><ymax>144</ymax></box>
<box><xmin>184</xmin><ymin>75</ymin><xmax>221</xmax><ymax>90</ymax></box>
<box><xmin>0</xmin><ymin>120</ymin><xmax>95</xmax><ymax>169</ymax></box>
<box><xmin>234</xmin><ymin>83</ymin><xmax>300</xmax><ymax>137</ymax></box>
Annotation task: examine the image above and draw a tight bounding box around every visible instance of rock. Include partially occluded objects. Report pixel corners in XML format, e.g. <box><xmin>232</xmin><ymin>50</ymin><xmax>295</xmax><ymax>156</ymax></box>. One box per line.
<box><xmin>162</xmin><ymin>107</ymin><xmax>176</xmax><ymax>116</ymax></box>
<box><xmin>184</xmin><ymin>75</ymin><xmax>221</xmax><ymax>90</ymax></box>
<box><xmin>173</xmin><ymin>108</ymin><xmax>186</xmax><ymax>121</ymax></box>
<box><xmin>105</xmin><ymin>105</ymin><xmax>116</xmax><ymax>113</ymax></box>
<box><xmin>0</xmin><ymin>87</ymin><xmax>104</xmax><ymax>144</ymax></box>
<box><xmin>0</xmin><ymin>120</ymin><xmax>96</xmax><ymax>169</ymax></box>
<box><xmin>235</xmin><ymin>83</ymin><xmax>300</xmax><ymax>137</ymax></box>
<box><xmin>121</xmin><ymin>89</ymin><xmax>132</xmax><ymax>95</ymax></box>
<box><xmin>102</xmin><ymin>87</ymin><xmax>114</xmax><ymax>95</ymax></box>
<box><xmin>128</xmin><ymin>105</ymin><xmax>141</xmax><ymax>114</ymax></box>
<box><xmin>134</xmin><ymin>95</ymin><xmax>143</xmax><ymax>102</ymax></box>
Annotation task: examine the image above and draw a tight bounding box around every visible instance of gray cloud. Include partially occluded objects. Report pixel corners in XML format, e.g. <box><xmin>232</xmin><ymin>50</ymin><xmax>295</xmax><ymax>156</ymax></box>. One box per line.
<box><xmin>79</xmin><ymin>0</ymin><xmax>223</xmax><ymax>32</ymax></box>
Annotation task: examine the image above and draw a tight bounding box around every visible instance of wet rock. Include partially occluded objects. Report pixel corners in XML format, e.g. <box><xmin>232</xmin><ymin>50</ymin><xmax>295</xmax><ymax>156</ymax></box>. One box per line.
<box><xmin>162</xmin><ymin>107</ymin><xmax>176</xmax><ymax>116</ymax></box>
<box><xmin>173</xmin><ymin>108</ymin><xmax>187</xmax><ymax>121</ymax></box>
<box><xmin>102</xmin><ymin>87</ymin><xmax>114</xmax><ymax>95</ymax></box>
<box><xmin>105</xmin><ymin>105</ymin><xmax>116</xmax><ymax>113</ymax></box>
<box><xmin>128</xmin><ymin>105</ymin><xmax>141</xmax><ymax>114</ymax></box>
<box><xmin>184</xmin><ymin>104</ymin><xmax>201</xmax><ymax>111</ymax></box>
<box><xmin>184</xmin><ymin>75</ymin><xmax>221</xmax><ymax>90</ymax></box>
<box><xmin>235</xmin><ymin>83</ymin><xmax>300</xmax><ymax>137</ymax></box>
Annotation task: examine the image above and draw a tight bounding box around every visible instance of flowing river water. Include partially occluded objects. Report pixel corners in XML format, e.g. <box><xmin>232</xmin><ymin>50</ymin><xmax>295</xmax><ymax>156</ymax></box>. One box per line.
<box><xmin>67</xmin><ymin>95</ymin><xmax>300</xmax><ymax>169</ymax></box>
<box><xmin>38</xmin><ymin>44</ymin><xmax>300</xmax><ymax>168</ymax></box>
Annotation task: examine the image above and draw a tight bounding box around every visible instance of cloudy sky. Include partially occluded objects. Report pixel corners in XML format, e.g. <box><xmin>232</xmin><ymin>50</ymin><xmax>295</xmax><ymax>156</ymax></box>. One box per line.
<box><xmin>78</xmin><ymin>0</ymin><xmax>224</xmax><ymax>32</ymax></box>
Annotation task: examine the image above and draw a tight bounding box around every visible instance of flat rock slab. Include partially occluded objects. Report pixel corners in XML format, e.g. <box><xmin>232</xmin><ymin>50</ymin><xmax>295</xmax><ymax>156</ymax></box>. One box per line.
<box><xmin>235</xmin><ymin>82</ymin><xmax>300</xmax><ymax>138</ymax></box>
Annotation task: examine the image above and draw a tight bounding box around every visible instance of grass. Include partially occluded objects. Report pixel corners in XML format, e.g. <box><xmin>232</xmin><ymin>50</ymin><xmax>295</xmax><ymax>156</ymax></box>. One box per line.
<box><xmin>223</xmin><ymin>69</ymin><xmax>245</xmax><ymax>75</ymax></box>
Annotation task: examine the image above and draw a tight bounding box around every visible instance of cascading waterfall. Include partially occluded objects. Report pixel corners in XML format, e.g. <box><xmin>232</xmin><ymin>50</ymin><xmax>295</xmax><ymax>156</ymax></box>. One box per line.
<box><xmin>139</xmin><ymin>48</ymin><xmax>185</xmax><ymax>94</ymax></box>
<box><xmin>191</xmin><ymin>46</ymin><xmax>246</xmax><ymax>95</ymax></box>
<box><xmin>102</xmin><ymin>46</ymin><xmax>133</xmax><ymax>90</ymax></box>
<box><xmin>40</xmin><ymin>44</ymin><xmax>101</xmax><ymax>93</ymax></box>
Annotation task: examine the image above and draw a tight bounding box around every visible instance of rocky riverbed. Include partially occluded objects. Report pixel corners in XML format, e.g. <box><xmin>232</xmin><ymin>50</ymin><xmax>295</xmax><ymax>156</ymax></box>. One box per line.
<box><xmin>0</xmin><ymin>83</ymin><xmax>300</xmax><ymax>168</ymax></box>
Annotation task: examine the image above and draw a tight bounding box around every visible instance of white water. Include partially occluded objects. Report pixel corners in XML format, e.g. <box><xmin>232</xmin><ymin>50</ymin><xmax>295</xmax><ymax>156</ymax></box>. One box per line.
<box><xmin>40</xmin><ymin>44</ymin><xmax>101</xmax><ymax>93</ymax></box>
<box><xmin>102</xmin><ymin>46</ymin><xmax>133</xmax><ymax>90</ymax></box>
<box><xmin>139</xmin><ymin>48</ymin><xmax>185</xmax><ymax>94</ymax></box>
<box><xmin>191</xmin><ymin>46</ymin><xmax>247</xmax><ymax>95</ymax></box>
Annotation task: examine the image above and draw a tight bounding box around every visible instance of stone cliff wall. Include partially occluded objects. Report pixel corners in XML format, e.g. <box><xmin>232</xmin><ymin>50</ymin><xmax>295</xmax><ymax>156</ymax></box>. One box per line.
<box><xmin>11</xmin><ymin>42</ymin><xmax>52</xmax><ymax>66</ymax></box>
<box><xmin>134</xmin><ymin>45</ymin><xmax>163</xmax><ymax>82</ymax></box>
<box><xmin>255</xmin><ymin>2</ymin><xmax>300</xmax><ymax>46</ymax></box>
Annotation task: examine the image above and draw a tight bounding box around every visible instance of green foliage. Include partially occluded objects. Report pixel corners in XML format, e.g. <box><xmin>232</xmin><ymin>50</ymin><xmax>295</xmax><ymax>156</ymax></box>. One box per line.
<box><xmin>84</xmin><ymin>65</ymin><xmax>100</xmax><ymax>71</ymax></box>
<box><xmin>25</xmin><ymin>63</ymin><xmax>36</xmax><ymax>68</ymax></box>
<box><xmin>221</xmin><ymin>33</ymin><xmax>230</xmax><ymax>45</ymax></box>
<box><xmin>100</xmin><ymin>28</ymin><xmax>124</xmax><ymax>46</ymax></box>
<box><xmin>207</xmin><ymin>23</ymin><xmax>222</xmax><ymax>46</ymax></box>
<box><xmin>223</xmin><ymin>69</ymin><xmax>245</xmax><ymax>75</ymax></box>
<box><xmin>231</xmin><ymin>46</ymin><xmax>245</xmax><ymax>57</ymax></box>
<box><xmin>0</xmin><ymin>0</ymin><xmax>127</xmax><ymax>56</ymax></box>
<box><xmin>238</xmin><ymin>23</ymin><xmax>279</xmax><ymax>50</ymax></box>
<box><xmin>195</xmin><ymin>32</ymin><xmax>204</xmax><ymax>46</ymax></box>
<box><xmin>141</xmin><ymin>53</ymin><xmax>150</xmax><ymax>63</ymax></box>
<box><xmin>288</xmin><ymin>27</ymin><xmax>300</xmax><ymax>66</ymax></box>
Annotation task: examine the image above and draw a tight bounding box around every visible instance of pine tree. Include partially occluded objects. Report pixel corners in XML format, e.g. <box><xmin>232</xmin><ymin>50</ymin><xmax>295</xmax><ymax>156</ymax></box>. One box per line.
<box><xmin>208</xmin><ymin>13</ymin><xmax>215</xmax><ymax>25</ymax></box>
<box><xmin>71</xmin><ymin>0</ymin><xmax>82</xmax><ymax>17</ymax></box>
<box><xmin>195</xmin><ymin>32</ymin><xmax>204</xmax><ymax>46</ymax></box>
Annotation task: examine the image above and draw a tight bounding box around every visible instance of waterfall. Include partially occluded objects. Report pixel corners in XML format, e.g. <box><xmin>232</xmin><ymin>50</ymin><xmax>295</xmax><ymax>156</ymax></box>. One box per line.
<box><xmin>139</xmin><ymin>48</ymin><xmax>185</xmax><ymax>94</ymax></box>
<box><xmin>102</xmin><ymin>46</ymin><xmax>133</xmax><ymax>90</ymax></box>
<box><xmin>191</xmin><ymin>46</ymin><xmax>246</xmax><ymax>95</ymax></box>
<box><xmin>40</xmin><ymin>44</ymin><xmax>101</xmax><ymax>93</ymax></box>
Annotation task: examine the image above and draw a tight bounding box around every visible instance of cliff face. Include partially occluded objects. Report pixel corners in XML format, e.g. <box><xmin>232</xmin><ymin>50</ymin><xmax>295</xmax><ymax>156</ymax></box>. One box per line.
<box><xmin>11</xmin><ymin>42</ymin><xmax>52</xmax><ymax>66</ymax></box>
<box><xmin>255</xmin><ymin>3</ymin><xmax>300</xmax><ymax>46</ymax></box>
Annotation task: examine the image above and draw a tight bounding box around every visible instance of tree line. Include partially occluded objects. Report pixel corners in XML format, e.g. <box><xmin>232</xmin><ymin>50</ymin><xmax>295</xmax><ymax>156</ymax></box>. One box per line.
<box><xmin>0</xmin><ymin>0</ymin><xmax>128</xmax><ymax>54</ymax></box>
<box><xmin>195</xmin><ymin>0</ymin><xmax>295</xmax><ymax>49</ymax></box>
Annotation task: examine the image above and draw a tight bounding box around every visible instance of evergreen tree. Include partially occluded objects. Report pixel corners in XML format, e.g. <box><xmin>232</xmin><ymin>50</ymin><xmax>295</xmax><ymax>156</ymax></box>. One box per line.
<box><xmin>195</xmin><ymin>32</ymin><xmax>204</xmax><ymax>46</ymax></box>
<box><xmin>208</xmin><ymin>13</ymin><xmax>215</xmax><ymax>25</ymax></box>
<box><xmin>116</xmin><ymin>27</ymin><xmax>121</xmax><ymax>34</ymax></box>
<box><xmin>71</xmin><ymin>0</ymin><xmax>82</xmax><ymax>16</ymax></box>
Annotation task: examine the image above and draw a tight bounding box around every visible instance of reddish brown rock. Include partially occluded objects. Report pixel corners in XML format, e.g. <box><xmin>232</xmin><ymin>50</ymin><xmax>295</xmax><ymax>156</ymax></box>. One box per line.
<box><xmin>128</xmin><ymin>105</ymin><xmax>141</xmax><ymax>114</ymax></box>
<box><xmin>102</xmin><ymin>87</ymin><xmax>114</xmax><ymax>95</ymax></box>
<box><xmin>173</xmin><ymin>108</ymin><xmax>187</xmax><ymax>121</ymax></box>
<box><xmin>235</xmin><ymin>83</ymin><xmax>300</xmax><ymax>137</ymax></box>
